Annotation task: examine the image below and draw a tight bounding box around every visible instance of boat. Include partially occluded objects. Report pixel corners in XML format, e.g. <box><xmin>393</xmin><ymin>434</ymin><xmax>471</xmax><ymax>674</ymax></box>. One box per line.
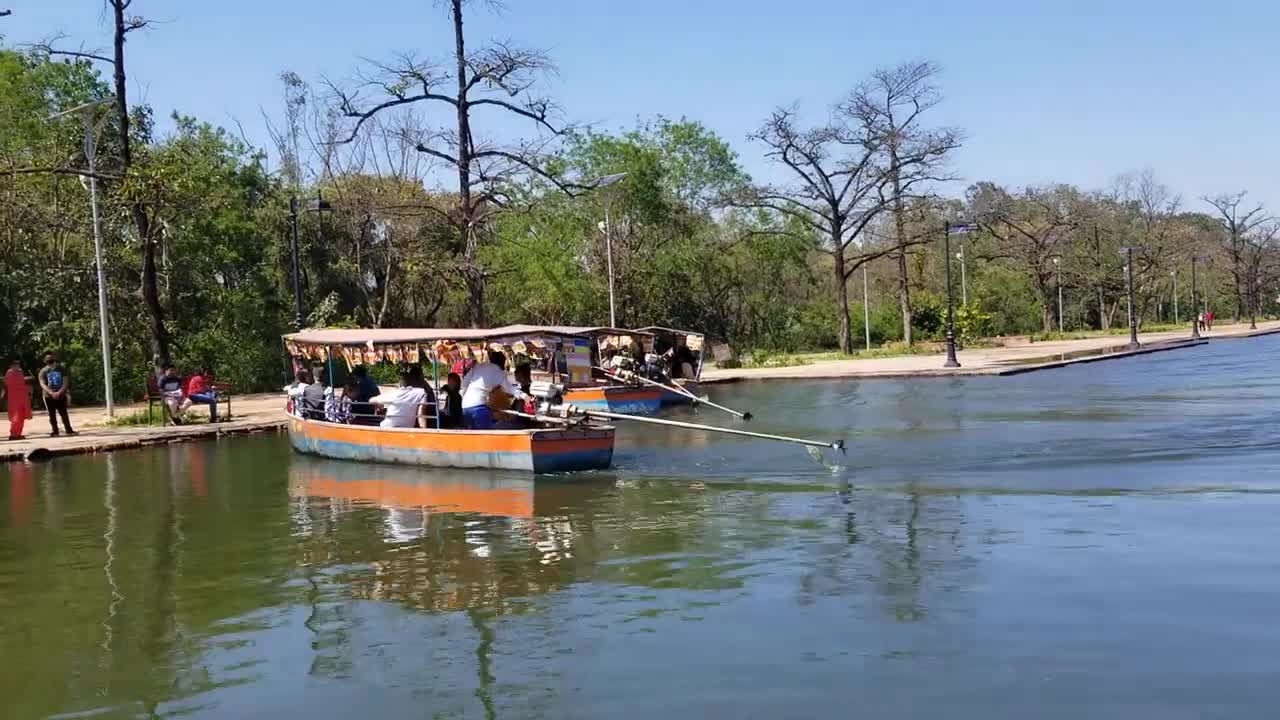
<box><xmin>636</xmin><ymin>326</ymin><xmax>706</xmax><ymax>405</ymax></box>
<box><xmin>282</xmin><ymin>326</ymin><xmax>616</xmax><ymax>472</ymax></box>
<box><xmin>500</xmin><ymin>325</ymin><xmax>664</xmax><ymax>415</ymax></box>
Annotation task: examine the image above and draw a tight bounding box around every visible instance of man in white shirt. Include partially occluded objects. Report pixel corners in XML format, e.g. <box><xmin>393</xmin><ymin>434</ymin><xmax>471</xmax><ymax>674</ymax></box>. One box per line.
<box><xmin>371</xmin><ymin>370</ymin><xmax>430</xmax><ymax>429</ymax></box>
<box><xmin>460</xmin><ymin>350</ymin><xmax>517</xmax><ymax>429</ymax></box>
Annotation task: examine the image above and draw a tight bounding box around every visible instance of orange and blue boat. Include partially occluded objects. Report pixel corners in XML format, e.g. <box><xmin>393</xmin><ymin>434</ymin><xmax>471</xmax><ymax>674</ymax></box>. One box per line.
<box><xmin>283</xmin><ymin>326</ymin><xmax>616</xmax><ymax>473</ymax></box>
<box><xmin>288</xmin><ymin>416</ymin><xmax>614</xmax><ymax>473</ymax></box>
<box><xmin>508</xmin><ymin>325</ymin><xmax>665</xmax><ymax>414</ymax></box>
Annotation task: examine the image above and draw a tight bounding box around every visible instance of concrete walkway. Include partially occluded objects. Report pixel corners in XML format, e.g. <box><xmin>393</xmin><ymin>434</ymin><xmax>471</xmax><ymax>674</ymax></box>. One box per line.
<box><xmin>702</xmin><ymin>320</ymin><xmax>1280</xmax><ymax>383</ymax></box>
<box><xmin>2</xmin><ymin>393</ymin><xmax>287</xmax><ymax>462</ymax></box>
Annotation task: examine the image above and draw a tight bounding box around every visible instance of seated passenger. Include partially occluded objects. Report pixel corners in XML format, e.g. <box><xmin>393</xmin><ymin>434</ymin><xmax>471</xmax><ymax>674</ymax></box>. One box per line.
<box><xmin>301</xmin><ymin>371</ymin><xmax>326</xmax><ymax>421</ymax></box>
<box><xmin>439</xmin><ymin>372</ymin><xmax>464</xmax><ymax>429</ymax></box>
<box><xmin>370</xmin><ymin>370</ymin><xmax>429</xmax><ymax>429</ymax></box>
<box><xmin>404</xmin><ymin>365</ymin><xmax>437</xmax><ymax>427</ymax></box>
<box><xmin>461</xmin><ymin>350</ymin><xmax>516</xmax><ymax>430</ymax></box>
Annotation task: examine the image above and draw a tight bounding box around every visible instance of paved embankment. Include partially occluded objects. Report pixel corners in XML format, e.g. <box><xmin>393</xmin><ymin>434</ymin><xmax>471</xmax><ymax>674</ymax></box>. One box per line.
<box><xmin>2</xmin><ymin>394</ymin><xmax>287</xmax><ymax>463</ymax></box>
<box><xmin>702</xmin><ymin>321</ymin><xmax>1280</xmax><ymax>383</ymax></box>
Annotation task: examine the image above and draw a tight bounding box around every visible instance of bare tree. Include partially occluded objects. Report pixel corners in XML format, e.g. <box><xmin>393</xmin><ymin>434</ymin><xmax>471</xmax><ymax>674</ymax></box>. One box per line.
<box><xmin>40</xmin><ymin>1</ymin><xmax>170</xmax><ymax>365</ymax></box>
<box><xmin>844</xmin><ymin>61</ymin><xmax>962</xmax><ymax>345</ymax></box>
<box><xmin>740</xmin><ymin>105</ymin><xmax>919</xmax><ymax>354</ymax></box>
<box><xmin>327</xmin><ymin>0</ymin><xmax>577</xmax><ymax>327</ymax></box>
<box><xmin>1203</xmin><ymin>192</ymin><xmax>1269</xmax><ymax>323</ymax></box>
<box><xmin>1241</xmin><ymin>223</ymin><xmax>1278</xmax><ymax>329</ymax></box>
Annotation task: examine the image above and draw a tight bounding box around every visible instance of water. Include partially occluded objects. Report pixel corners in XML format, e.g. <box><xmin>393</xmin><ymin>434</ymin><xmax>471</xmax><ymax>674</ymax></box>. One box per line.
<box><xmin>4</xmin><ymin>337</ymin><xmax>1280</xmax><ymax>719</ymax></box>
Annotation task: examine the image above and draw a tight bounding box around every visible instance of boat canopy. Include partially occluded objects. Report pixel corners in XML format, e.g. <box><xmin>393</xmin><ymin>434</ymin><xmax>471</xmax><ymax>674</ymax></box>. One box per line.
<box><xmin>283</xmin><ymin>324</ymin><xmax>595</xmax><ymax>366</ymax></box>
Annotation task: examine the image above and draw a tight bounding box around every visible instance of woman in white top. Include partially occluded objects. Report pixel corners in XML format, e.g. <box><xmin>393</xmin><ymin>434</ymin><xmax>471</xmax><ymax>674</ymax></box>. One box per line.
<box><xmin>371</xmin><ymin>370</ymin><xmax>430</xmax><ymax>429</ymax></box>
<box><xmin>460</xmin><ymin>351</ymin><xmax>517</xmax><ymax>429</ymax></box>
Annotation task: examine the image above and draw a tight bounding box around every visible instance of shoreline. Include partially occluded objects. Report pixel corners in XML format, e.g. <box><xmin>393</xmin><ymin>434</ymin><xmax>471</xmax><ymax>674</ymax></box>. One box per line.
<box><xmin>3</xmin><ymin>321</ymin><xmax>1278</xmax><ymax>464</ymax></box>
<box><xmin>701</xmin><ymin>320</ymin><xmax>1280</xmax><ymax>384</ymax></box>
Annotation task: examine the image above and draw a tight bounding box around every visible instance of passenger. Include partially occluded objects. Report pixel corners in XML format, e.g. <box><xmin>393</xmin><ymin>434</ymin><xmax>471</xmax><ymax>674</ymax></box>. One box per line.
<box><xmin>513</xmin><ymin>363</ymin><xmax>537</xmax><ymax>415</ymax></box>
<box><xmin>461</xmin><ymin>350</ymin><xmax>517</xmax><ymax>430</ymax></box>
<box><xmin>300</xmin><ymin>370</ymin><xmax>326</xmax><ymax>421</ymax></box>
<box><xmin>348</xmin><ymin>365</ymin><xmax>381</xmax><ymax>425</ymax></box>
<box><xmin>667</xmin><ymin>338</ymin><xmax>697</xmax><ymax>380</ymax></box>
<box><xmin>370</xmin><ymin>369</ymin><xmax>429</xmax><ymax>429</ymax></box>
<box><xmin>338</xmin><ymin>377</ymin><xmax>359</xmax><ymax>424</ymax></box>
<box><xmin>285</xmin><ymin>368</ymin><xmax>309</xmax><ymax>414</ymax></box>
<box><xmin>438</xmin><ymin>372</ymin><xmax>464</xmax><ymax>429</ymax></box>
<box><xmin>403</xmin><ymin>365</ymin><xmax>437</xmax><ymax>427</ymax></box>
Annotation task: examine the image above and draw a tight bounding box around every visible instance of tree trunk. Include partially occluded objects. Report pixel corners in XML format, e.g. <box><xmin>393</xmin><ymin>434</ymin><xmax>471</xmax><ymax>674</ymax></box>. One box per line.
<box><xmin>113</xmin><ymin>0</ymin><xmax>170</xmax><ymax>367</ymax></box>
<box><xmin>1232</xmin><ymin>234</ymin><xmax>1243</xmax><ymax>323</ymax></box>
<box><xmin>452</xmin><ymin>0</ymin><xmax>484</xmax><ymax>327</ymax></box>
<box><xmin>888</xmin><ymin>163</ymin><xmax>912</xmax><ymax>346</ymax></box>
<box><xmin>833</xmin><ymin>245</ymin><xmax>852</xmax><ymax>354</ymax></box>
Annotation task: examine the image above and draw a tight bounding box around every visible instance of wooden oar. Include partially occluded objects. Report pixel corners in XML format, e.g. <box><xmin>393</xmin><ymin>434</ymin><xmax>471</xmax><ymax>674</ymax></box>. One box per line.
<box><xmin>595</xmin><ymin>366</ymin><xmax>753</xmax><ymax>421</ymax></box>
<box><xmin>551</xmin><ymin>404</ymin><xmax>844</xmax><ymax>452</ymax></box>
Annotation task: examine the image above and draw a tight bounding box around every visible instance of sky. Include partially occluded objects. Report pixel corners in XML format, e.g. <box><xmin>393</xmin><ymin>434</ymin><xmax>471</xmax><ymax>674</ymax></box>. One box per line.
<box><xmin>4</xmin><ymin>0</ymin><xmax>1277</xmax><ymax>210</ymax></box>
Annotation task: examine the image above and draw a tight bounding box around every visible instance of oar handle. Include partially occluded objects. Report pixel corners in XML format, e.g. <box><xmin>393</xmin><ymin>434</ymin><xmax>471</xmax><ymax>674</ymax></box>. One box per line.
<box><xmin>596</xmin><ymin>366</ymin><xmax>752</xmax><ymax>420</ymax></box>
<box><xmin>558</xmin><ymin>404</ymin><xmax>842</xmax><ymax>451</ymax></box>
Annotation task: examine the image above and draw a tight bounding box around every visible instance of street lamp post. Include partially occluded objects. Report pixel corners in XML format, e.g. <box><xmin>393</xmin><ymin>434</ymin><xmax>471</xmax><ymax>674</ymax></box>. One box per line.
<box><xmin>1053</xmin><ymin>256</ymin><xmax>1063</xmax><ymax>332</ymax></box>
<box><xmin>1121</xmin><ymin>247</ymin><xmax>1139</xmax><ymax>349</ymax></box>
<box><xmin>49</xmin><ymin>97</ymin><xmax>117</xmax><ymax>416</ymax></box>
<box><xmin>288</xmin><ymin>195</ymin><xmax>304</xmax><ymax>329</ymax></box>
<box><xmin>1187</xmin><ymin>254</ymin><xmax>1198</xmax><ymax>338</ymax></box>
<box><xmin>943</xmin><ymin>222</ymin><xmax>978</xmax><ymax>368</ymax></box>
<box><xmin>588</xmin><ymin>173</ymin><xmax>628</xmax><ymax>327</ymax></box>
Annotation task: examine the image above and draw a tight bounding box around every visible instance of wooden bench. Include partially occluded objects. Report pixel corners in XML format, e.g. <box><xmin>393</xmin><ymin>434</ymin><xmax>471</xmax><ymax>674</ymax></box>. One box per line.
<box><xmin>145</xmin><ymin>374</ymin><xmax>234</xmax><ymax>425</ymax></box>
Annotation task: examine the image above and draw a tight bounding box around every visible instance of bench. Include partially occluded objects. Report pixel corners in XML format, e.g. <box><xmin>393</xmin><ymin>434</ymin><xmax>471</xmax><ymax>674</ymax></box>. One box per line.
<box><xmin>145</xmin><ymin>374</ymin><xmax>234</xmax><ymax>425</ymax></box>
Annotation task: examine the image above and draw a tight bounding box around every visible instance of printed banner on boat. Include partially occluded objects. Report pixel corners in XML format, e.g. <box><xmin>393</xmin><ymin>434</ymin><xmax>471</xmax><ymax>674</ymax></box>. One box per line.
<box><xmin>565</xmin><ymin>338</ymin><xmax>592</xmax><ymax>384</ymax></box>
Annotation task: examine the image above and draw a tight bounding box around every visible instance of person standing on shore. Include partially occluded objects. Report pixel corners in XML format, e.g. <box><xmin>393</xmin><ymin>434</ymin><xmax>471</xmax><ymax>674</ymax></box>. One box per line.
<box><xmin>37</xmin><ymin>351</ymin><xmax>75</xmax><ymax>436</ymax></box>
<box><xmin>2</xmin><ymin>358</ymin><xmax>33</xmax><ymax>440</ymax></box>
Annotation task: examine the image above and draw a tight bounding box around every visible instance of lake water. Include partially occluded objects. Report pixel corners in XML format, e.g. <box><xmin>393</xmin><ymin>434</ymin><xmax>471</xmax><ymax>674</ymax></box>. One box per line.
<box><xmin>4</xmin><ymin>336</ymin><xmax>1280</xmax><ymax>719</ymax></box>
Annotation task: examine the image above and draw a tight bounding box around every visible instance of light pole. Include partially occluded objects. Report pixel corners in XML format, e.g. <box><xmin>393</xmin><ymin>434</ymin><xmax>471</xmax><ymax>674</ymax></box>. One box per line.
<box><xmin>956</xmin><ymin>247</ymin><xmax>968</xmax><ymax>305</ymax></box>
<box><xmin>49</xmin><ymin>97</ymin><xmax>117</xmax><ymax>416</ymax></box>
<box><xmin>588</xmin><ymin>172</ymin><xmax>628</xmax><ymax>327</ymax></box>
<box><xmin>862</xmin><ymin>263</ymin><xmax>871</xmax><ymax>351</ymax></box>
<box><xmin>288</xmin><ymin>195</ymin><xmax>304</xmax><ymax>329</ymax></box>
<box><xmin>1171</xmin><ymin>270</ymin><xmax>1179</xmax><ymax>326</ymax></box>
<box><xmin>1121</xmin><ymin>247</ymin><xmax>1139</xmax><ymax>349</ymax></box>
<box><xmin>1053</xmin><ymin>256</ymin><xmax>1063</xmax><ymax>331</ymax></box>
<box><xmin>288</xmin><ymin>193</ymin><xmax>334</xmax><ymax>330</ymax></box>
<box><xmin>943</xmin><ymin>222</ymin><xmax>978</xmax><ymax>368</ymax></box>
<box><xmin>1190</xmin><ymin>256</ymin><xmax>1202</xmax><ymax>339</ymax></box>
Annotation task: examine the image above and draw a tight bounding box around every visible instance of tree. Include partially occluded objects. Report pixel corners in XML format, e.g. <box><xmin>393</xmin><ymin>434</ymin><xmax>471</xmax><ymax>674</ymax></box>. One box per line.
<box><xmin>328</xmin><ymin>0</ymin><xmax>575</xmax><ymax>327</ymax></box>
<box><xmin>970</xmin><ymin>183</ymin><xmax>1079</xmax><ymax>332</ymax></box>
<box><xmin>845</xmin><ymin>61</ymin><xmax>962</xmax><ymax>346</ymax></box>
<box><xmin>1203</xmin><ymin>192</ymin><xmax>1269</xmax><ymax>323</ymax></box>
<box><xmin>740</xmin><ymin>104</ymin><xmax>902</xmax><ymax>354</ymax></box>
<box><xmin>39</xmin><ymin>0</ymin><xmax>171</xmax><ymax>366</ymax></box>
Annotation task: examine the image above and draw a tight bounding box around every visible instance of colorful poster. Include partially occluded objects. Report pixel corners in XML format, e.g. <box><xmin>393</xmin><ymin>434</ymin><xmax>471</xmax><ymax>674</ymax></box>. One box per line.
<box><xmin>565</xmin><ymin>338</ymin><xmax>592</xmax><ymax>385</ymax></box>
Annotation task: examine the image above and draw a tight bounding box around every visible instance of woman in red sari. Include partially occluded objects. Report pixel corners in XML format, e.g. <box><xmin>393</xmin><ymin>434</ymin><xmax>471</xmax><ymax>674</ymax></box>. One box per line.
<box><xmin>2</xmin><ymin>358</ymin><xmax>33</xmax><ymax>440</ymax></box>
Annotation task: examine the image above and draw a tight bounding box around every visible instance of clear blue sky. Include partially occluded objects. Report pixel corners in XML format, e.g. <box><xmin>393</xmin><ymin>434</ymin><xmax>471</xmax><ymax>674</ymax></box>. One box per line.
<box><xmin>5</xmin><ymin>0</ymin><xmax>1276</xmax><ymax>209</ymax></box>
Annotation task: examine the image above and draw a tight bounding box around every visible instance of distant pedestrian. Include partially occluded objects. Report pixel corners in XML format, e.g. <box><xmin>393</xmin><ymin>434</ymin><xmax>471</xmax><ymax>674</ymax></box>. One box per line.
<box><xmin>1206</xmin><ymin>310</ymin><xmax>1214</xmax><ymax>331</ymax></box>
<box><xmin>37</xmin><ymin>351</ymin><xmax>75</xmax><ymax>436</ymax></box>
<box><xmin>2</xmin><ymin>358</ymin><xmax>33</xmax><ymax>441</ymax></box>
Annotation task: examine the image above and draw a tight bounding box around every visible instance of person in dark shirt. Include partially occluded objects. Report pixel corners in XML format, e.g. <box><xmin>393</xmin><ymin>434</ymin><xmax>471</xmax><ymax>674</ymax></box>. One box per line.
<box><xmin>38</xmin><ymin>351</ymin><xmax>76</xmax><ymax>436</ymax></box>
<box><xmin>438</xmin><ymin>372</ymin><xmax>464</xmax><ymax>429</ymax></box>
<box><xmin>348</xmin><ymin>365</ymin><xmax>381</xmax><ymax>425</ymax></box>
<box><xmin>157</xmin><ymin>364</ymin><xmax>186</xmax><ymax>425</ymax></box>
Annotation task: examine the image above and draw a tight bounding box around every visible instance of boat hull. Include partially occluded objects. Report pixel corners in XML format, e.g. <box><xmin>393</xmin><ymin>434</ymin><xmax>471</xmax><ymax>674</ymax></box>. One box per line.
<box><xmin>287</xmin><ymin>416</ymin><xmax>614</xmax><ymax>473</ymax></box>
<box><xmin>561</xmin><ymin>385</ymin><xmax>663</xmax><ymax>414</ymax></box>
